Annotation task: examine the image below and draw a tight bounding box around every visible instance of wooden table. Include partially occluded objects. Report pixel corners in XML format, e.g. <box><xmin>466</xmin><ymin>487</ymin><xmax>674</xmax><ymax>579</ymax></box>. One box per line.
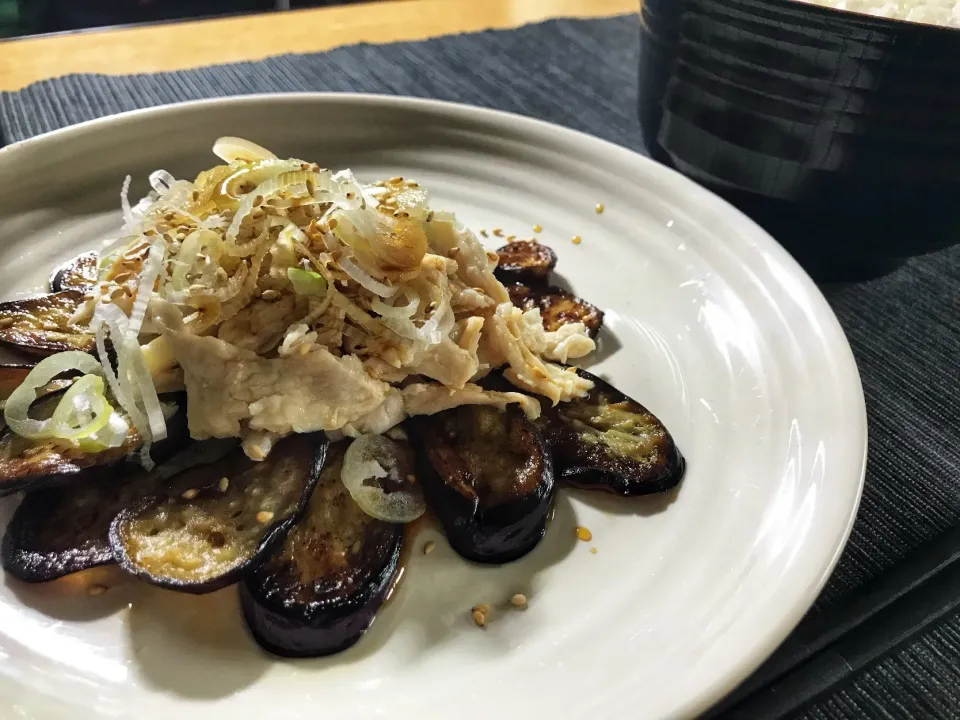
<box><xmin>0</xmin><ymin>0</ymin><xmax>636</xmax><ymax>91</ymax></box>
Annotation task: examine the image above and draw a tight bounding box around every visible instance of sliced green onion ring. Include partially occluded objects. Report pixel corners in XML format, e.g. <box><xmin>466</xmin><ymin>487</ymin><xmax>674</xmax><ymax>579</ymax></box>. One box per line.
<box><xmin>50</xmin><ymin>374</ymin><xmax>112</xmax><ymax>441</ymax></box>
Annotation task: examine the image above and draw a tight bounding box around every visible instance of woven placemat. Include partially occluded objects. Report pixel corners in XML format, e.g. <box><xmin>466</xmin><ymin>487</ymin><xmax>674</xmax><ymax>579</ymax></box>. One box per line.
<box><xmin>3</xmin><ymin>15</ymin><xmax>960</xmax><ymax>718</ymax></box>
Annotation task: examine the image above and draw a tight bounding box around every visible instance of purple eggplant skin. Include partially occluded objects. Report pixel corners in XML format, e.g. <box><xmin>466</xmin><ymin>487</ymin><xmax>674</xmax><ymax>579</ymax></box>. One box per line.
<box><xmin>111</xmin><ymin>433</ymin><xmax>328</xmax><ymax>595</ymax></box>
<box><xmin>2</xmin><ymin>470</ymin><xmax>157</xmax><ymax>582</ymax></box>
<box><xmin>408</xmin><ymin>405</ymin><xmax>556</xmax><ymax>565</ymax></box>
<box><xmin>539</xmin><ymin>368</ymin><xmax>685</xmax><ymax>496</ymax></box>
<box><xmin>0</xmin><ymin>392</ymin><xmax>191</xmax><ymax>498</ymax></box>
<box><xmin>240</xmin><ymin>442</ymin><xmax>403</xmax><ymax>658</ymax></box>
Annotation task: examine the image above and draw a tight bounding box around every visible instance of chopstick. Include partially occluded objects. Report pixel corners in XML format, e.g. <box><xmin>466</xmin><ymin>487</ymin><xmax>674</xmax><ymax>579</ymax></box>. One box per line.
<box><xmin>708</xmin><ymin>522</ymin><xmax>960</xmax><ymax>717</ymax></box>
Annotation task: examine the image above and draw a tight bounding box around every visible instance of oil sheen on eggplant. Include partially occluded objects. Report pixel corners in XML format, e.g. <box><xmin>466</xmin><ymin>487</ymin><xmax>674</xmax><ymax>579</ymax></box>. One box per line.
<box><xmin>240</xmin><ymin>442</ymin><xmax>403</xmax><ymax>658</ymax></box>
<box><xmin>110</xmin><ymin>433</ymin><xmax>326</xmax><ymax>593</ymax></box>
<box><xmin>0</xmin><ymin>291</ymin><xmax>94</xmax><ymax>355</ymax></box>
<box><xmin>538</xmin><ymin>368</ymin><xmax>685</xmax><ymax>496</ymax></box>
<box><xmin>2</xmin><ymin>469</ymin><xmax>159</xmax><ymax>582</ymax></box>
<box><xmin>0</xmin><ymin>392</ymin><xmax>190</xmax><ymax>497</ymax></box>
<box><xmin>493</xmin><ymin>240</ymin><xmax>557</xmax><ymax>283</ymax></box>
<box><xmin>409</xmin><ymin>405</ymin><xmax>555</xmax><ymax>564</ymax></box>
<box><xmin>49</xmin><ymin>252</ymin><xmax>98</xmax><ymax>293</ymax></box>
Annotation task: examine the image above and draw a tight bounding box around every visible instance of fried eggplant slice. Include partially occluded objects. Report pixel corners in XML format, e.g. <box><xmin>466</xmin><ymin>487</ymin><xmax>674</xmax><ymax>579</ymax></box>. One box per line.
<box><xmin>2</xmin><ymin>470</ymin><xmax>158</xmax><ymax>582</ymax></box>
<box><xmin>408</xmin><ymin>405</ymin><xmax>555</xmax><ymax>564</ymax></box>
<box><xmin>0</xmin><ymin>392</ymin><xmax>190</xmax><ymax>497</ymax></box>
<box><xmin>0</xmin><ymin>364</ymin><xmax>74</xmax><ymax>404</ymax></box>
<box><xmin>494</xmin><ymin>240</ymin><xmax>557</xmax><ymax>282</ymax></box>
<box><xmin>110</xmin><ymin>433</ymin><xmax>327</xmax><ymax>594</ymax></box>
<box><xmin>538</xmin><ymin>368</ymin><xmax>684</xmax><ymax>496</ymax></box>
<box><xmin>507</xmin><ymin>282</ymin><xmax>604</xmax><ymax>338</ymax></box>
<box><xmin>240</xmin><ymin>442</ymin><xmax>403</xmax><ymax>658</ymax></box>
<box><xmin>0</xmin><ymin>291</ymin><xmax>93</xmax><ymax>355</ymax></box>
<box><xmin>50</xmin><ymin>252</ymin><xmax>98</xmax><ymax>293</ymax></box>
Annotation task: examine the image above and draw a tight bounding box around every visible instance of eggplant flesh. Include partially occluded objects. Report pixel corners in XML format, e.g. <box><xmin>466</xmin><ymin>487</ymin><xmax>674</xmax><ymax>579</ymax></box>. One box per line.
<box><xmin>2</xmin><ymin>469</ymin><xmax>158</xmax><ymax>582</ymax></box>
<box><xmin>0</xmin><ymin>392</ymin><xmax>190</xmax><ymax>497</ymax></box>
<box><xmin>494</xmin><ymin>240</ymin><xmax>557</xmax><ymax>282</ymax></box>
<box><xmin>50</xmin><ymin>252</ymin><xmax>98</xmax><ymax>293</ymax></box>
<box><xmin>409</xmin><ymin>405</ymin><xmax>555</xmax><ymax>564</ymax></box>
<box><xmin>507</xmin><ymin>282</ymin><xmax>604</xmax><ymax>338</ymax></box>
<box><xmin>0</xmin><ymin>291</ymin><xmax>94</xmax><ymax>356</ymax></box>
<box><xmin>538</xmin><ymin>369</ymin><xmax>685</xmax><ymax>496</ymax></box>
<box><xmin>110</xmin><ymin>433</ymin><xmax>327</xmax><ymax>594</ymax></box>
<box><xmin>240</xmin><ymin>442</ymin><xmax>403</xmax><ymax>658</ymax></box>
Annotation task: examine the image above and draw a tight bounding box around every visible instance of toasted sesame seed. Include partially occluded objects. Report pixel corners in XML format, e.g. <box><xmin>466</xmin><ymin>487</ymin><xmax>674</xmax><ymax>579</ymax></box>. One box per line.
<box><xmin>572</xmin><ymin>235</ymin><xmax>582</xmax><ymax>245</ymax></box>
<box><xmin>479</xmin><ymin>229</ymin><xmax>488</xmax><ymax>237</ymax></box>
<box><xmin>328</xmin><ymin>218</ymin><xmax>339</xmax><ymax>229</ymax></box>
<box><xmin>506</xmin><ymin>235</ymin><xmax>516</xmax><ymax>241</ymax></box>
<box><xmin>253</xmin><ymin>195</ymin><xmax>264</xmax><ymax>206</ymax></box>
<box><xmin>575</xmin><ymin>526</ymin><xmax>593</xmax><ymax>541</ymax></box>
<box><xmin>87</xmin><ymin>584</ymin><xmax>108</xmax><ymax>597</ymax></box>
<box><xmin>533</xmin><ymin>224</ymin><xmax>542</xmax><ymax>233</ymax></box>
<box><xmin>595</xmin><ymin>203</ymin><xmax>605</xmax><ymax>214</ymax></box>
<box><xmin>426</xmin><ymin>210</ymin><xmax>435</xmax><ymax>222</ymax></box>
<box><xmin>346</xmin><ymin>192</ymin><xmax>355</xmax><ymax>200</ymax></box>
<box><xmin>181</xmin><ymin>488</ymin><xmax>199</xmax><ymax>500</ymax></box>
<box><xmin>0</xmin><ymin>318</ymin><xmax>14</xmax><ymax>329</ymax></box>
<box><xmin>510</xmin><ymin>593</ymin><xmax>528</xmax><ymax>608</ymax></box>
<box><xmin>388</xmin><ymin>176</ymin><xmax>403</xmax><ymax>185</ymax></box>
<box><xmin>218</xmin><ymin>477</ymin><xmax>229</xmax><ymax>492</ymax></box>
<box><xmin>472</xmin><ymin>603</ymin><xmax>491</xmax><ymax>615</ymax></box>
<box><xmin>405</xmin><ymin>473</ymin><xmax>416</xmax><ymax>483</ymax></box>
<box><xmin>423</xmin><ymin>540</ymin><xmax>436</xmax><ymax>555</ymax></box>
<box><xmin>261</xmin><ymin>289</ymin><xmax>280</xmax><ymax>301</ymax></box>
<box><xmin>493</xmin><ymin>228</ymin><xmax>504</xmax><ymax>237</ymax></box>
<box><xmin>41</xmin><ymin>322</ymin><xmax>60</xmax><ymax>331</ymax></box>
<box><xmin>472</xmin><ymin>609</ymin><xmax>486</xmax><ymax>627</ymax></box>
<box><xmin>256</xmin><ymin>511</ymin><xmax>275</xmax><ymax>524</ymax></box>
<box><xmin>590</xmin><ymin>547</ymin><xmax>598</xmax><ymax>554</ymax></box>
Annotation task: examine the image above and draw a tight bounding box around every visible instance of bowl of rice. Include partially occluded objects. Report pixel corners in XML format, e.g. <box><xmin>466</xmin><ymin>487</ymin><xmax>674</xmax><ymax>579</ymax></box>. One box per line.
<box><xmin>638</xmin><ymin>0</ymin><xmax>960</xmax><ymax>280</ymax></box>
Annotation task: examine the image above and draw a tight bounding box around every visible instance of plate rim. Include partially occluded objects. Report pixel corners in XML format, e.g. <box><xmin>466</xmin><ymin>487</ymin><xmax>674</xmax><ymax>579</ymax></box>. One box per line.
<box><xmin>0</xmin><ymin>92</ymin><xmax>868</xmax><ymax>716</ymax></box>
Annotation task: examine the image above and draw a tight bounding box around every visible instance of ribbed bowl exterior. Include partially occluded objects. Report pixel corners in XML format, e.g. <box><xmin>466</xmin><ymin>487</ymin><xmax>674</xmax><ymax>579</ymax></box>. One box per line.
<box><xmin>638</xmin><ymin>0</ymin><xmax>960</xmax><ymax>278</ymax></box>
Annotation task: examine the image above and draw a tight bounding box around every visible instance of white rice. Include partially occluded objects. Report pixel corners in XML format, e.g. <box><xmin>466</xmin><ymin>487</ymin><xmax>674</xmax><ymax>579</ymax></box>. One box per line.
<box><xmin>799</xmin><ymin>0</ymin><xmax>960</xmax><ymax>27</ymax></box>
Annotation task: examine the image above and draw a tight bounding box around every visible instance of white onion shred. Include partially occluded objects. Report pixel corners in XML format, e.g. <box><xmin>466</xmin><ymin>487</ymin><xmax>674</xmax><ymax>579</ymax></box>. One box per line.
<box><xmin>149</xmin><ymin>170</ymin><xmax>176</xmax><ymax>195</ymax></box>
<box><xmin>125</xmin><ymin>240</ymin><xmax>165</xmax><ymax>342</ymax></box>
<box><xmin>339</xmin><ymin>257</ymin><xmax>397</xmax><ymax>298</ymax></box>
<box><xmin>120</xmin><ymin>175</ymin><xmax>133</xmax><ymax>226</ymax></box>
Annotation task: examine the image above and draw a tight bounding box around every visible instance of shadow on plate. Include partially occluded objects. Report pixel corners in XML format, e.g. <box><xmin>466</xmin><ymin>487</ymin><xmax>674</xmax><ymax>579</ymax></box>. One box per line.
<box><xmin>5</xmin><ymin>565</ymin><xmax>134</xmax><ymax>622</ymax></box>
<box><xmin>566</xmin><ymin>484</ymin><xmax>681</xmax><ymax>517</ymax></box>
<box><xmin>126</xmin><ymin>584</ymin><xmax>269</xmax><ymax>699</ymax></box>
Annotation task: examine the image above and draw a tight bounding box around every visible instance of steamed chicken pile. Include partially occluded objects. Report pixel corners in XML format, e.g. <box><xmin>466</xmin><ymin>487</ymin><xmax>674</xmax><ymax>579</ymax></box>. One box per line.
<box><xmin>6</xmin><ymin>137</ymin><xmax>596</xmax><ymax>471</ymax></box>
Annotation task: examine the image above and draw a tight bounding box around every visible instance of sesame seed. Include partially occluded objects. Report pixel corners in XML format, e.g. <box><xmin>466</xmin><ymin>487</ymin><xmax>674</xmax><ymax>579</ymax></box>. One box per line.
<box><xmin>256</xmin><ymin>511</ymin><xmax>275</xmax><ymax>524</ymax></box>
<box><xmin>575</xmin><ymin>526</ymin><xmax>593</xmax><ymax>541</ymax></box>
<box><xmin>261</xmin><ymin>289</ymin><xmax>280</xmax><ymax>301</ymax></box>
<box><xmin>405</xmin><ymin>473</ymin><xmax>416</xmax><ymax>483</ymax></box>
<box><xmin>218</xmin><ymin>477</ymin><xmax>229</xmax><ymax>492</ymax></box>
<box><xmin>0</xmin><ymin>318</ymin><xmax>14</xmax><ymax>329</ymax></box>
<box><xmin>595</xmin><ymin>203</ymin><xmax>605</xmax><ymax>214</ymax></box>
<box><xmin>41</xmin><ymin>322</ymin><xmax>59</xmax><ymax>331</ymax></box>
<box><xmin>346</xmin><ymin>192</ymin><xmax>355</xmax><ymax>200</ymax></box>
<box><xmin>590</xmin><ymin>547</ymin><xmax>598</xmax><ymax>554</ymax></box>
<box><xmin>572</xmin><ymin>235</ymin><xmax>582</xmax><ymax>245</ymax></box>
<box><xmin>472</xmin><ymin>609</ymin><xmax>486</xmax><ymax>627</ymax></box>
<box><xmin>87</xmin><ymin>584</ymin><xmax>108</xmax><ymax>597</ymax></box>
<box><xmin>181</xmin><ymin>488</ymin><xmax>199</xmax><ymax>500</ymax></box>
<box><xmin>388</xmin><ymin>176</ymin><xmax>403</xmax><ymax>185</ymax></box>
<box><xmin>479</xmin><ymin>229</ymin><xmax>488</xmax><ymax>237</ymax></box>
<box><xmin>493</xmin><ymin>228</ymin><xmax>504</xmax><ymax>237</ymax></box>
<box><xmin>506</xmin><ymin>235</ymin><xmax>516</xmax><ymax>241</ymax></box>
<box><xmin>426</xmin><ymin>210</ymin><xmax>435</xmax><ymax>222</ymax></box>
<box><xmin>533</xmin><ymin>224</ymin><xmax>542</xmax><ymax>233</ymax></box>
<box><xmin>423</xmin><ymin>540</ymin><xmax>436</xmax><ymax>555</ymax></box>
<box><xmin>472</xmin><ymin>603</ymin><xmax>491</xmax><ymax>614</ymax></box>
<box><xmin>510</xmin><ymin>593</ymin><xmax>528</xmax><ymax>608</ymax></box>
<box><xmin>328</xmin><ymin>218</ymin><xmax>339</xmax><ymax>229</ymax></box>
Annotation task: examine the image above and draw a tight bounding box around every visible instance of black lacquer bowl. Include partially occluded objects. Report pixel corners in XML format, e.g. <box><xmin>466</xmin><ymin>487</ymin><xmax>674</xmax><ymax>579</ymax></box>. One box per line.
<box><xmin>638</xmin><ymin>0</ymin><xmax>960</xmax><ymax>280</ymax></box>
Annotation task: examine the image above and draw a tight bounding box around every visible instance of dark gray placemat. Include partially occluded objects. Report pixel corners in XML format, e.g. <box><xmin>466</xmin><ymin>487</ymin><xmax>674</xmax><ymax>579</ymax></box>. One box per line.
<box><xmin>3</xmin><ymin>14</ymin><xmax>960</xmax><ymax>718</ymax></box>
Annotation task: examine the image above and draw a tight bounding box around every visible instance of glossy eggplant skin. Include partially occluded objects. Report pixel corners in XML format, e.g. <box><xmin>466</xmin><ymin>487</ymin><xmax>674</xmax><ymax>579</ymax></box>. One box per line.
<box><xmin>494</xmin><ymin>240</ymin><xmax>557</xmax><ymax>283</ymax></box>
<box><xmin>0</xmin><ymin>291</ymin><xmax>94</xmax><ymax>356</ymax></box>
<box><xmin>0</xmin><ymin>392</ymin><xmax>190</xmax><ymax>497</ymax></box>
<box><xmin>240</xmin><ymin>442</ymin><xmax>403</xmax><ymax>658</ymax></box>
<box><xmin>0</xmin><ymin>364</ymin><xmax>74</xmax><ymax>404</ymax></box>
<box><xmin>408</xmin><ymin>405</ymin><xmax>555</xmax><ymax>564</ymax></box>
<box><xmin>538</xmin><ymin>369</ymin><xmax>685</xmax><ymax>496</ymax></box>
<box><xmin>506</xmin><ymin>282</ymin><xmax>604</xmax><ymax>338</ymax></box>
<box><xmin>49</xmin><ymin>252</ymin><xmax>98</xmax><ymax>293</ymax></box>
<box><xmin>2</xmin><ymin>470</ymin><xmax>158</xmax><ymax>582</ymax></box>
<box><xmin>111</xmin><ymin>433</ymin><xmax>327</xmax><ymax>594</ymax></box>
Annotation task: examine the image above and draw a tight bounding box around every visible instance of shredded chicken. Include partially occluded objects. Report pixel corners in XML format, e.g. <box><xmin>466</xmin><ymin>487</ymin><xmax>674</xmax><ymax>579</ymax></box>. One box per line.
<box><xmin>402</xmin><ymin>382</ymin><xmax>542</xmax><ymax>420</ymax></box>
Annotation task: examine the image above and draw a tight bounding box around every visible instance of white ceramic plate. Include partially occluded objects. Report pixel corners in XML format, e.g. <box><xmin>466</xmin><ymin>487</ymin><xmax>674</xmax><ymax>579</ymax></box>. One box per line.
<box><xmin>0</xmin><ymin>95</ymin><xmax>866</xmax><ymax>719</ymax></box>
